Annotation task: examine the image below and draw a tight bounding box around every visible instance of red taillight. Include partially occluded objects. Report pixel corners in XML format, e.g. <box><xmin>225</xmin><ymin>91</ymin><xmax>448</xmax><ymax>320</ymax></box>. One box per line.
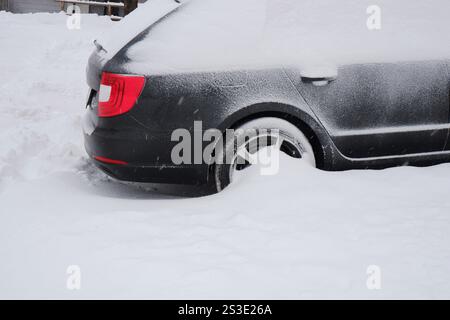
<box><xmin>94</xmin><ymin>156</ymin><xmax>128</xmax><ymax>165</ymax></box>
<box><xmin>98</xmin><ymin>72</ymin><xmax>145</xmax><ymax>118</ymax></box>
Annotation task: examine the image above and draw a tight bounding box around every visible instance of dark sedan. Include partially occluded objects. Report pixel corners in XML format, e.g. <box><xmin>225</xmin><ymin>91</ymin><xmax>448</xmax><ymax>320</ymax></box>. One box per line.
<box><xmin>83</xmin><ymin>0</ymin><xmax>450</xmax><ymax>194</ymax></box>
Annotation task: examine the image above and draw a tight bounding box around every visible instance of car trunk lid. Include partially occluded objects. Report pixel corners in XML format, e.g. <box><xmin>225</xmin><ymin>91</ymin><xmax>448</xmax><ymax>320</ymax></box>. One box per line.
<box><xmin>86</xmin><ymin>0</ymin><xmax>183</xmax><ymax>90</ymax></box>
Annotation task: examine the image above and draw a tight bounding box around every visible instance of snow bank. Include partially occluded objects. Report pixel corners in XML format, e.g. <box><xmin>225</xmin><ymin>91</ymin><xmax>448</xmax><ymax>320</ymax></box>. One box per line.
<box><xmin>124</xmin><ymin>0</ymin><xmax>450</xmax><ymax>73</ymax></box>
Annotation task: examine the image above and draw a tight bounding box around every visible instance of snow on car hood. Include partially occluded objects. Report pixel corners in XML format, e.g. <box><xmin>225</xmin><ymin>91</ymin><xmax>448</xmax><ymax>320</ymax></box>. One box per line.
<box><xmin>96</xmin><ymin>0</ymin><xmax>183</xmax><ymax>61</ymax></box>
<box><xmin>122</xmin><ymin>0</ymin><xmax>450</xmax><ymax>74</ymax></box>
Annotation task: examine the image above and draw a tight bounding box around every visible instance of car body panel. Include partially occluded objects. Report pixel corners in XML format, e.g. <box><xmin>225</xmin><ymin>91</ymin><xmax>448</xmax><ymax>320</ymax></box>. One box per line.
<box><xmin>84</xmin><ymin>60</ymin><xmax>334</xmax><ymax>185</ymax></box>
<box><xmin>286</xmin><ymin>61</ymin><xmax>450</xmax><ymax>159</ymax></box>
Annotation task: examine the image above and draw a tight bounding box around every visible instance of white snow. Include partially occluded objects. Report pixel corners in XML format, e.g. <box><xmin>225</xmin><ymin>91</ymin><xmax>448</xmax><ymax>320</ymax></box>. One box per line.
<box><xmin>98</xmin><ymin>0</ymin><xmax>181</xmax><ymax>61</ymax></box>
<box><xmin>1</xmin><ymin>9</ymin><xmax>450</xmax><ymax>299</ymax></box>
<box><xmin>124</xmin><ymin>0</ymin><xmax>450</xmax><ymax>74</ymax></box>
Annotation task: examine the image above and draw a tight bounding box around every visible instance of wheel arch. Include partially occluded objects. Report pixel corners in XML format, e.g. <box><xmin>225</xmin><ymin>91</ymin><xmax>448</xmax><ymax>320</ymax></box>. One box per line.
<box><xmin>213</xmin><ymin>102</ymin><xmax>335</xmax><ymax>171</ymax></box>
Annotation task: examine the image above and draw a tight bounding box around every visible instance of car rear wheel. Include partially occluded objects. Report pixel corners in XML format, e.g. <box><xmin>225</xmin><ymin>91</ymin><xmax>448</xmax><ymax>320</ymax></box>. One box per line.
<box><xmin>214</xmin><ymin>117</ymin><xmax>316</xmax><ymax>192</ymax></box>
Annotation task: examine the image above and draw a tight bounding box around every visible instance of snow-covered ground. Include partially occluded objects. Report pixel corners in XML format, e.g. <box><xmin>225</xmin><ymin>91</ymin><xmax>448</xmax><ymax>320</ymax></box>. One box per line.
<box><xmin>1</xmin><ymin>11</ymin><xmax>450</xmax><ymax>299</ymax></box>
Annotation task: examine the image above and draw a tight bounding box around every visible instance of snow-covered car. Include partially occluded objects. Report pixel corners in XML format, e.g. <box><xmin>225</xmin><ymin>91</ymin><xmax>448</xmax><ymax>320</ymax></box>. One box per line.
<box><xmin>83</xmin><ymin>0</ymin><xmax>450</xmax><ymax>194</ymax></box>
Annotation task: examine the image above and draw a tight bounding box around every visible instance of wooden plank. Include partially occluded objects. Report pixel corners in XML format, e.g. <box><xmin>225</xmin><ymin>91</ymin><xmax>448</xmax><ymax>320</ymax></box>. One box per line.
<box><xmin>55</xmin><ymin>0</ymin><xmax>124</xmax><ymax>8</ymax></box>
<box><xmin>0</xmin><ymin>0</ymin><xmax>9</xmax><ymax>11</ymax></box>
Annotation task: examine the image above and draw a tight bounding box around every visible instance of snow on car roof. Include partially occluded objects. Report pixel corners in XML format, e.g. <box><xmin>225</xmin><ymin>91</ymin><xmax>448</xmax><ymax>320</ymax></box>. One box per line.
<box><xmin>98</xmin><ymin>0</ymin><xmax>184</xmax><ymax>60</ymax></box>
<box><xmin>103</xmin><ymin>0</ymin><xmax>450</xmax><ymax>74</ymax></box>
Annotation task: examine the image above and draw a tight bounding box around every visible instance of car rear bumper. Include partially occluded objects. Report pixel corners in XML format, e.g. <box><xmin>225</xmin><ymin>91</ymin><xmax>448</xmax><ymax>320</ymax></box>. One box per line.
<box><xmin>83</xmin><ymin>111</ymin><xmax>210</xmax><ymax>186</ymax></box>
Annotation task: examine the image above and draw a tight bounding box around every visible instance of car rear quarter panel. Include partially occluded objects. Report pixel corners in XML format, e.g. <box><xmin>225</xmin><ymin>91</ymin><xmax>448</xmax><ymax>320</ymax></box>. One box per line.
<box><xmin>99</xmin><ymin>62</ymin><xmax>339</xmax><ymax>173</ymax></box>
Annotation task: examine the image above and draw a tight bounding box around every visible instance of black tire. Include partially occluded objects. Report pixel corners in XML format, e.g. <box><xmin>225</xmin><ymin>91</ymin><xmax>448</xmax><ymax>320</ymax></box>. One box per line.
<box><xmin>214</xmin><ymin>117</ymin><xmax>316</xmax><ymax>192</ymax></box>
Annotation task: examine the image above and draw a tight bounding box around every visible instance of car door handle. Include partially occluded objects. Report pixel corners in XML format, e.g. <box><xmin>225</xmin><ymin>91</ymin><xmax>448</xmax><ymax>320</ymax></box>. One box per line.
<box><xmin>299</xmin><ymin>66</ymin><xmax>338</xmax><ymax>86</ymax></box>
<box><xmin>301</xmin><ymin>76</ymin><xmax>336</xmax><ymax>86</ymax></box>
